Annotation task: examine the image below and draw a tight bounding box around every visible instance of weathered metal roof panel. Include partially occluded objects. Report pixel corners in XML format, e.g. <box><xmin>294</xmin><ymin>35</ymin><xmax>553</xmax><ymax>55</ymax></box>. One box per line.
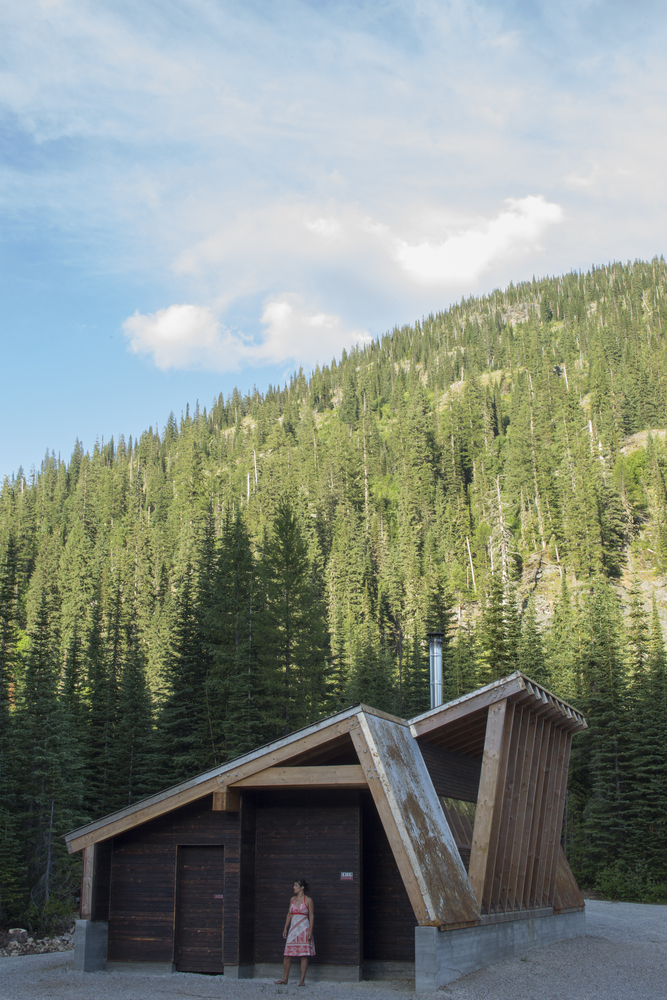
<box><xmin>358</xmin><ymin>712</ymin><xmax>480</xmax><ymax>927</ymax></box>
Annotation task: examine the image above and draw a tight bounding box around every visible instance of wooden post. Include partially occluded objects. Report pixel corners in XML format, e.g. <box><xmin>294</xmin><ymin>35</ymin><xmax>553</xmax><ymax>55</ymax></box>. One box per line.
<box><xmin>522</xmin><ymin>719</ymin><xmax>553</xmax><ymax>908</ymax></box>
<box><xmin>490</xmin><ymin>705</ymin><xmax>525</xmax><ymax>911</ymax></box>
<box><xmin>502</xmin><ymin>708</ymin><xmax>537</xmax><ymax>911</ymax></box>
<box><xmin>80</xmin><ymin>844</ymin><xmax>95</xmax><ymax>920</ymax></box>
<box><xmin>514</xmin><ymin>714</ymin><xmax>544</xmax><ymax>909</ymax></box>
<box><xmin>535</xmin><ymin>727</ymin><xmax>564</xmax><ymax>906</ymax></box>
<box><xmin>468</xmin><ymin>699</ymin><xmax>514</xmax><ymax>910</ymax></box>
<box><xmin>214</xmin><ymin>787</ymin><xmax>240</xmax><ymax>812</ymax></box>
<box><xmin>528</xmin><ymin>723</ymin><xmax>559</xmax><ymax>907</ymax></box>
<box><xmin>545</xmin><ymin>732</ymin><xmax>572</xmax><ymax>904</ymax></box>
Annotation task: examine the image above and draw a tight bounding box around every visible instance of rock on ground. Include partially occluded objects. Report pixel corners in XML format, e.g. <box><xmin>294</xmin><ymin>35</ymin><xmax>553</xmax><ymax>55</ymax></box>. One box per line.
<box><xmin>0</xmin><ymin>901</ymin><xmax>665</xmax><ymax>1000</ymax></box>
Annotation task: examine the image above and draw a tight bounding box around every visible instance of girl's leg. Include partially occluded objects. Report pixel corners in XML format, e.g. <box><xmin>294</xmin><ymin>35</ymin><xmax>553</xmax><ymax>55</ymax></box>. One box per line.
<box><xmin>275</xmin><ymin>956</ymin><xmax>291</xmax><ymax>984</ymax></box>
<box><xmin>299</xmin><ymin>957</ymin><xmax>308</xmax><ymax>984</ymax></box>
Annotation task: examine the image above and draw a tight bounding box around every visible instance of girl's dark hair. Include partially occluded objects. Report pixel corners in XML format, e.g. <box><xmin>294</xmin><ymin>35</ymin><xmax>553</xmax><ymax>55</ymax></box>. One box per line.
<box><xmin>296</xmin><ymin>878</ymin><xmax>309</xmax><ymax>893</ymax></box>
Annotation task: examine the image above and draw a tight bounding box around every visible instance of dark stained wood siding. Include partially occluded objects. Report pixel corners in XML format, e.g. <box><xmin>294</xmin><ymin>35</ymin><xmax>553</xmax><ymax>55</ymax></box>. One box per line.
<box><xmin>238</xmin><ymin>793</ymin><xmax>257</xmax><ymax>965</ymax></box>
<box><xmin>92</xmin><ymin>839</ymin><xmax>113</xmax><ymax>921</ymax></box>
<box><xmin>418</xmin><ymin>742</ymin><xmax>481</xmax><ymax>802</ymax></box>
<box><xmin>361</xmin><ymin>792</ymin><xmax>415</xmax><ymax>962</ymax></box>
<box><xmin>253</xmin><ymin>790</ymin><xmax>361</xmax><ymax>966</ymax></box>
<box><xmin>107</xmin><ymin>795</ymin><xmax>240</xmax><ymax>968</ymax></box>
<box><xmin>175</xmin><ymin>846</ymin><xmax>225</xmax><ymax>973</ymax></box>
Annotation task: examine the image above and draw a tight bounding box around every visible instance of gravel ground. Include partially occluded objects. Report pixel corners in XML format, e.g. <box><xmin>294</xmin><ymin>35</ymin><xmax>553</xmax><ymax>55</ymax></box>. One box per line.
<box><xmin>0</xmin><ymin>901</ymin><xmax>665</xmax><ymax>1000</ymax></box>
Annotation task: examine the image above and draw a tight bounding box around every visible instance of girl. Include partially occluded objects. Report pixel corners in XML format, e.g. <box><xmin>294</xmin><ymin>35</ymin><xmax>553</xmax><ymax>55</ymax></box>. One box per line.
<box><xmin>275</xmin><ymin>878</ymin><xmax>315</xmax><ymax>986</ymax></box>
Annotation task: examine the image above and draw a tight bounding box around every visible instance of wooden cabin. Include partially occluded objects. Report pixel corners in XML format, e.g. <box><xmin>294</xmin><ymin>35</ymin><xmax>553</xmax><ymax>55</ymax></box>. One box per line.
<box><xmin>66</xmin><ymin>672</ymin><xmax>587</xmax><ymax>989</ymax></box>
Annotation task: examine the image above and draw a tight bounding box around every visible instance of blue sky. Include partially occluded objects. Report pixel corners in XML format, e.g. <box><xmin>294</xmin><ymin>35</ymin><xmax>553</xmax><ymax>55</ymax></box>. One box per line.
<box><xmin>2</xmin><ymin>0</ymin><xmax>667</xmax><ymax>478</ymax></box>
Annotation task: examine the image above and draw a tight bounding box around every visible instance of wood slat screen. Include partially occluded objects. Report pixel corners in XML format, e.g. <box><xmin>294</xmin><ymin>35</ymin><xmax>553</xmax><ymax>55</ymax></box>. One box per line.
<box><xmin>468</xmin><ymin>701</ymin><xmax>576</xmax><ymax>917</ymax></box>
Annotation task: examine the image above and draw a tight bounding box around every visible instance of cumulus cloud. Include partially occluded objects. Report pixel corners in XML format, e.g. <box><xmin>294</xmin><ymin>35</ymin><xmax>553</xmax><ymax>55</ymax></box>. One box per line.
<box><xmin>392</xmin><ymin>196</ymin><xmax>564</xmax><ymax>286</ymax></box>
<box><xmin>122</xmin><ymin>298</ymin><xmax>371</xmax><ymax>373</ymax></box>
<box><xmin>123</xmin><ymin>304</ymin><xmax>222</xmax><ymax>370</ymax></box>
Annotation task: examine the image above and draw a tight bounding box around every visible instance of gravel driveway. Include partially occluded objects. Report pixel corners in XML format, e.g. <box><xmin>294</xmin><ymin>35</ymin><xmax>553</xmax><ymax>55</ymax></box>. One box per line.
<box><xmin>1</xmin><ymin>902</ymin><xmax>665</xmax><ymax>1000</ymax></box>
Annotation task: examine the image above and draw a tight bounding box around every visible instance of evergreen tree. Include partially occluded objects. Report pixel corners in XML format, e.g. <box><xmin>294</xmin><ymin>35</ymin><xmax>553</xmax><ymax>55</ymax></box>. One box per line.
<box><xmin>257</xmin><ymin>501</ymin><xmax>328</xmax><ymax>736</ymax></box>
<box><xmin>206</xmin><ymin>509</ymin><xmax>265</xmax><ymax>761</ymax></box>
<box><xmin>158</xmin><ymin>559</ymin><xmax>209</xmax><ymax>784</ymax></box>
<box><xmin>517</xmin><ymin>594</ymin><xmax>549</xmax><ymax>684</ymax></box>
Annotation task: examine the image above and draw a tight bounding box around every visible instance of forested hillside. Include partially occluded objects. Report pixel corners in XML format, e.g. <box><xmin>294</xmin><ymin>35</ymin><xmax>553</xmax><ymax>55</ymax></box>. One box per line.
<box><xmin>2</xmin><ymin>257</ymin><xmax>667</xmax><ymax>931</ymax></box>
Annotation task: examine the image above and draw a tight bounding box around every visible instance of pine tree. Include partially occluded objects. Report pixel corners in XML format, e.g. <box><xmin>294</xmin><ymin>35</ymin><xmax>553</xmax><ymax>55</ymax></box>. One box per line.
<box><xmin>257</xmin><ymin>500</ymin><xmax>328</xmax><ymax>736</ymax></box>
<box><xmin>206</xmin><ymin>509</ymin><xmax>265</xmax><ymax>761</ymax></box>
<box><xmin>17</xmin><ymin>537</ymin><xmax>83</xmax><ymax>931</ymax></box>
<box><xmin>476</xmin><ymin>572</ymin><xmax>519</xmax><ymax>682</ymax></box>
<box><xmin>158</xmin><ymin>559</ymin><xmax>209</xmax><ymax>784</ymax></box>
<box><xmin>517</xmin><ymin>594</ymin><xmax>549</xmax><ymax>685</ymax></box>
<box><xmin>570</xmin><ymin>578</ymin><xmax>629</xmax><ymax>884</ymax></box>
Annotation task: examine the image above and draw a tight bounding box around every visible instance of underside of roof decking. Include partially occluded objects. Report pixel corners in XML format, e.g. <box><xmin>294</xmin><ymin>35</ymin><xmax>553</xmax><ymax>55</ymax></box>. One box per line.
<box><xmin>410</xmin><ymin>672</ymin><xmax>587</xmax><ymax>757</ymax></box>
<box><xmin>66</xmin><ymin>673</ymin><xmax>587</xmax><ymax>933</ymax></box>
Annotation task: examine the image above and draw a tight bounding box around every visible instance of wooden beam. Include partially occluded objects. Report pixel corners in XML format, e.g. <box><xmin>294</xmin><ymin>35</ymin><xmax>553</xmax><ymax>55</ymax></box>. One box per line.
<box><xmin>411</xmin><ymin>676</ymin><xmax>526</xmax><ymax>739</ymax></box>
<box><xmin>212</xmin><ymin>787</ymin><xmax>240</xmax><ymax>811</ymax></box>
<box><xmin>80</xmin><ymin>844</ymin><xmax>95</xmax><ymax>920</ymax></box>
<box><xmin>229</xmin><ymin>765</ymin><xmax>367</xmax><ymax>788</ymax></box>
<box><xmin>348</xmin><ymin>720</ymin><xmax>431</xmax><ymax>924</ymax></box>
<box><xmin>67</xmin><ymin>775</ymin><xmax>224</xmax><ymax>853</ymax></box>
<box><xmin>68</xmin><ymin>716</ymin><xmax>358</xmax><ymax>853</ymax></box>
<box><xmin>218</xmin><ymin>719</ymin><xmax>358</xmax><ymax>786</ymax></box>
<box><xmin>468</xmin><ymin>699</ymin><xmax>514</xmax><ymax>909</ymax></box>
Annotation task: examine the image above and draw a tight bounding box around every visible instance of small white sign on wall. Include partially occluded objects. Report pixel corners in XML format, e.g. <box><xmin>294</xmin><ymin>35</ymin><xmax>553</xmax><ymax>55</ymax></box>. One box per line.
<box><xmin>340</xmin><ymin>871</ymin><xmax>353</xmax><ymax>881</ymax></box>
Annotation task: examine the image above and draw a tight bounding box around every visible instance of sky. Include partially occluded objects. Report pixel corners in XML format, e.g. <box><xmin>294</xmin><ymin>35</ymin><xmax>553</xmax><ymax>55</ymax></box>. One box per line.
<box><xmin>2</xmin><ymin>0</ymin><xmax>667</xmax><ymax>479</ymax></box>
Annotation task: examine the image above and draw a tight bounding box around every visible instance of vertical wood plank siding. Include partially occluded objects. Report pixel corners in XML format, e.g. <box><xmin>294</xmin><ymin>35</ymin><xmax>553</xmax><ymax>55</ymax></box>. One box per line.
<box><xmin>418</xmin><ymin>743</ymin><xmax>482</xmax><ymax>802</ymax></box>
<box><xmin>238</xmin><ymin>793</ymin><xmax>257</xmax><ymax>965</ymax></box>
<box><xmin>361</xmin><ymin>792</ymin><xmax>416</xmax><ymax>962</ymax></box>
<box><xmin>107</xmin><ymin>796</ymin><xmax>240</xmax><ymax>965</ymax></box>
<box><xmin>174</xmin><ymin>845</ymin><xmax>225</xmax><ymax>973</ymax></box>
<box><xmin>92</xmin><ymin>839</ymin><xmax>113</xmax><ymax>921</ymax></box>
<box><xmin>253</xmin><ymin>790</ymin><xmax>361</xmax><ymax>966</ymax></box>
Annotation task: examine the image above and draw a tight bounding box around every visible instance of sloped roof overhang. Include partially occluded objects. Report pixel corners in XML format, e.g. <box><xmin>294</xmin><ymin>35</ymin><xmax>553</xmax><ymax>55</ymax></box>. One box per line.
<box><xmin>410</xmin><ymin>672</ymin><xmax>586</xmax><ymax>757</ymax></box>
<box><xmin>64</xmin><ymin>703</ymin><xmax>396</xmax><ymax>854</ymax></box>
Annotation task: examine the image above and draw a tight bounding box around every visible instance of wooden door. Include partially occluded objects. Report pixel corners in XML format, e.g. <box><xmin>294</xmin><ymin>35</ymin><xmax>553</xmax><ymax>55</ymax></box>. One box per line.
<box><xmin>175</xmin><ymin>845</ymin><xmax>224</xmax><ymax>973</ymax></box>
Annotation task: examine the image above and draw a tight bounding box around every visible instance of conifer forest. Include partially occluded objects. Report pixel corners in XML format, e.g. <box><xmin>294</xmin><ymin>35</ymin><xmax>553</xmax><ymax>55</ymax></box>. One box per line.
<box><xmin>2</xmin><ymin>257</ymin><xmax>667</xmax><ymax>931</ymax></box>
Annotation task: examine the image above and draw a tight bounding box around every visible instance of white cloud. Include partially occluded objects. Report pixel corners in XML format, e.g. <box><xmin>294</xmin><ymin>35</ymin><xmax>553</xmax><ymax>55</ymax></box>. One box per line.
<box><xmin>393</xmin><ymin>196</ymin><xmax>564</xmax><ymax>286</ymax></box>
<box><xmin>259</xmin><ymin>297</ymin><xmax>372</xmax><ymax>368</ymax></box>
<box><xmin>122</xmin><ymin>298</ymin><xmax>371</xmax><ymax>373</ymax></box>
<box><xmin>123</xmin><ymin>304</ymin><xmax>222</xmax><ymax>370</ymax></box>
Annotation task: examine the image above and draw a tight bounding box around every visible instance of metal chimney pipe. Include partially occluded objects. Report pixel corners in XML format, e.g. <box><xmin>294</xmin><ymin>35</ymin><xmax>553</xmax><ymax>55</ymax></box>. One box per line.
<box><xmin>428</xmin><ymin>631</ymin><xmax>444</xmax><ymax>710</ymax></box>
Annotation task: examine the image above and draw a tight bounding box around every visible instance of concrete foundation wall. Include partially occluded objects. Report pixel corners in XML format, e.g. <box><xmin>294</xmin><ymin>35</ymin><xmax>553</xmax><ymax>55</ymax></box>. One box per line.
<box><xmin>73</xmin><ymin>920</ymin><xmax>108</xmax><ymax>972</ymax></box>
<box><xmin>415</xmin><ymin>908</ymin><xmax>586</xmax><ymax>992</ymax></box>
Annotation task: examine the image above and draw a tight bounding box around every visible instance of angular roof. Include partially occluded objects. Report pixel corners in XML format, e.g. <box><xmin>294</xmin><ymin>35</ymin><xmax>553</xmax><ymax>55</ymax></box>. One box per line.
<box><xmin>65</xmin><ymin>672</ymin><xmax>587</xmax><ymax>927</ymax></box>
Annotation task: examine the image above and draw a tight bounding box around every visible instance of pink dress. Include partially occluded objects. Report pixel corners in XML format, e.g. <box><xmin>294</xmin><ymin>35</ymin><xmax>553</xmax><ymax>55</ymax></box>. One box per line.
<box><xmin>284</xmin><ymin>899</ymin><xmax>315</xmax><ymax>957</ymax></box>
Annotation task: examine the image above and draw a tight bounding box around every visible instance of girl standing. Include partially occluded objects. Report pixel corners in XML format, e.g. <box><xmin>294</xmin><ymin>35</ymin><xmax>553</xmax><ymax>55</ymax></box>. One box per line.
<box><xmin>275</xmin><ymin>878</ymin><xmax>315</xmax><ymax>986</ymax></box>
